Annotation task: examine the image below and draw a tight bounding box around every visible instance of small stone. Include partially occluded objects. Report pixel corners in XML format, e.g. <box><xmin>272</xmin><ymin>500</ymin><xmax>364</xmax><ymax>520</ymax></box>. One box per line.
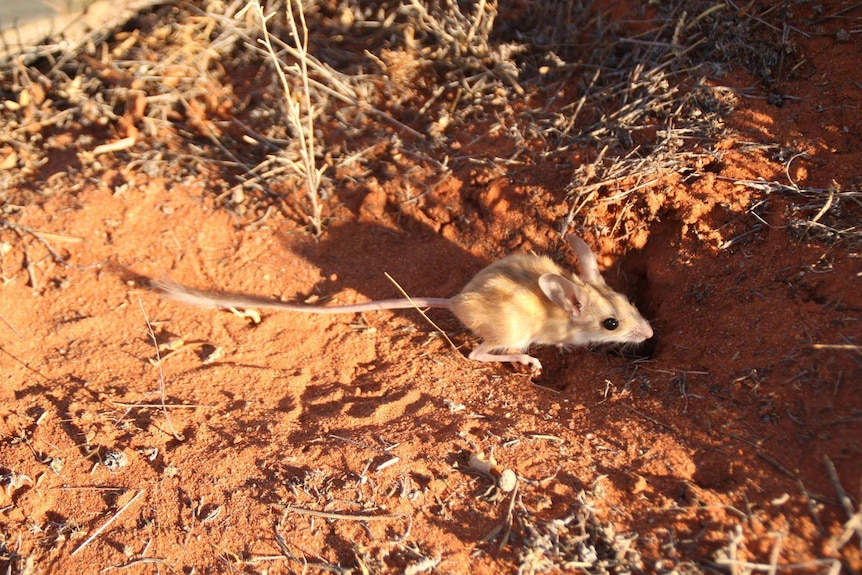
<box><xmin>498</xmin><ymin>469</ymin><xmax>517</xmax><ymax>492</ymax></box>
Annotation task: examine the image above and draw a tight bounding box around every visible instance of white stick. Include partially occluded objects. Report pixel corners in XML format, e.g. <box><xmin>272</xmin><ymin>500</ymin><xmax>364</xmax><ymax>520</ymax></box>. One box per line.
<box><xmin>71</xmin><ymin>490</ymin><xmax>144</xmax><ymax>557</ymax></box>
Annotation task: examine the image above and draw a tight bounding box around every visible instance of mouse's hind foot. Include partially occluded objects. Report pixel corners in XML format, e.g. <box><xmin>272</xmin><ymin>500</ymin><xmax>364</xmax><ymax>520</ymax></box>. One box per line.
<box><xmin>468</xmin><ymin>344</ymin><xmax>542</xmax><ymax>373</ymax></box>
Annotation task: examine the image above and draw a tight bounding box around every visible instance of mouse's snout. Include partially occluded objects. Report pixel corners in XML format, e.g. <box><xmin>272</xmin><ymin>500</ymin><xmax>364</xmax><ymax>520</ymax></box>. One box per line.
<box><xmin>639</xmin><ymin>322</ymin><xmax>654</xmax><ymax>341</ymax></box>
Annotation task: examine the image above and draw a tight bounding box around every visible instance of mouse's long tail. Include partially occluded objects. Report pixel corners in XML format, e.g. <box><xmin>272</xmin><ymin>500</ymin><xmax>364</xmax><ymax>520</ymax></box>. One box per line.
<box><xmin>151</xmin><ymin>279</ymin><xmax>451</xmax><ymax>313</ymax></box>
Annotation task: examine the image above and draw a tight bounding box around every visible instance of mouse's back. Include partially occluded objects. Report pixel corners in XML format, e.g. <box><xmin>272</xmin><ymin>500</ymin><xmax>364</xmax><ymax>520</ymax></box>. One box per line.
<box><xmin>449</xmin><ymin>254</ymin><xmax>571</xmax><ymax>351</ymax></box>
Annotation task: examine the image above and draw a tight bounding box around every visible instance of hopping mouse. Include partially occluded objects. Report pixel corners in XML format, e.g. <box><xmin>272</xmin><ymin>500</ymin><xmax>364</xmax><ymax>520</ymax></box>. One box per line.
<box><xmin>152</xmin><ymin>234</ymin><xmax>653</xmax><ymax>371</ymax></box>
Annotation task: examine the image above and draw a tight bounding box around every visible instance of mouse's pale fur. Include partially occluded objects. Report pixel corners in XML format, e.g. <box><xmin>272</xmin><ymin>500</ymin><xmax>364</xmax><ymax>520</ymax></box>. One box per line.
<box><xmin>152</xmin><ymin>235</ymin><xmax>653</xmax><ymax>371</ymax></box>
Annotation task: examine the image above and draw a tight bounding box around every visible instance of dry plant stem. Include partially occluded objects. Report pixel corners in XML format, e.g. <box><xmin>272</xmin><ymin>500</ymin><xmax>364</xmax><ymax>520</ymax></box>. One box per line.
<box><xmin>108</xmin><ymin>401</ymin><xmax>215</xmax><ymax>409</ymax></box>
<box><xmin>244</xmin><ymin>1</ymin><xmax>325</xmax><ymax>236</ymax></box>
<box><xmin>824</xmin><ymin>455</ymin><xmax>857</xmax><ymax>522</ymax></box>
<box><xmin>829</xmin><ymin>475</ymin><xmax>862</xmax><ymax>551</ymax></box>
<box><xmin>106</xmin><ymin>556</ymin><xmax>170</xmax><ymax>570</ymax></box>
<box><xmin>58</xmin><ymin>486</ymin><xmax>127</xmax><ymax>491</ymax></box>
<box><xmin>715</xmin><ymin>557</ymin><xmax>841</xmax><ymax>575</ymax></box>
<box><xmin>238</xmin><ymin>555</ymin><xmax>346</xmax><ymax>573</ymax></box>
<box><xmin>383</xmin><ymin>272</ymin><xmax>463</xmax><ymax>359</ymax></box>
<box><xmin>0</xmin><ymin>344</ymin><xmax>50</xmax><ymax>381</ymax></box>
<box><xmin>172</xmin><ymin>90</ymin><xmax>253</xmax><ymax>172</ymax></box>
<box><xmin>621</xmin><ymin>403</ymin><xmax>677</xmax><ymax>433</ymax></box>
<box><xmin>274</xmin><ymin>503</ymin><xmax>406</xmax><ymax>522</ymax></box>
<box><xmin>726</xmin><ymin>431</ymin><xmax>799</xmax><ymax>481</ymax></box>
<box><xmin>812</xmin><ymin>343</ymin><xmax>862</xmax><ymax>353</ymax></box>
<box><xmin>0</xmin><ymin>312</ymin><xmax>23</xmax><ymax>339</ymax></box>
<box><xmin>270</xmin><ymin>523</ymin><xmax>351</xmax><ymax>573</ymax></box>
<box><xmin>498</xmin><ymin>483</ymin><xmax>519</xmax><ymax>551</ymax></box>
<box><xmin>138</xmin><ymin>297</ymin><xmax>184</xmax><ymax>441</ymax></box>
<box><xmin>722</xmin><ymin>176</ymin><xmax>861</xmax><ymax>244</ymax></box>
<box><xmin>0</xmin><ymin>220</ymin><xmax>86</xmax><ymax>269</ymax></box>
<box><xmin>71</xmin><ymin>489</ymin><xmax>145</xmax><ymax>557</ymax></box>
<box><xmin>199</xmin><ymin>6</ymin><xmax>423</xmax><ymax>139</ymax></box>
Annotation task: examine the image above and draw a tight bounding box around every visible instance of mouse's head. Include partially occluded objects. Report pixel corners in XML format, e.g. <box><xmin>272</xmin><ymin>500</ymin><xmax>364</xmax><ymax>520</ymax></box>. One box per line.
<box><xmin>537</xmin><ymin>235</ymin><xmax>653</xmax><ymax>347</ymax></box>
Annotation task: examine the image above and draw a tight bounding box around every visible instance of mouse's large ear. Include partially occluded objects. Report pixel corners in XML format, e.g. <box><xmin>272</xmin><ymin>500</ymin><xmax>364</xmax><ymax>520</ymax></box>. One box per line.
<box><xmin>566</xmin><ymin>234</ymin><xmax>603</xmax><ymax>285</ymax></box>
<box><xmin>539</xmin><ymin>274</ymin><xmax>587</xmax><ymax>318</ymax></box>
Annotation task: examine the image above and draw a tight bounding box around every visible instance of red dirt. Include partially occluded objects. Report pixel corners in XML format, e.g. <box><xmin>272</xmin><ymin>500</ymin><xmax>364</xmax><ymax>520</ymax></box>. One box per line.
<box><xmin>1</xmin><ymin>1</ymin><xmax>860</xmax><ymax>573</ymax></box>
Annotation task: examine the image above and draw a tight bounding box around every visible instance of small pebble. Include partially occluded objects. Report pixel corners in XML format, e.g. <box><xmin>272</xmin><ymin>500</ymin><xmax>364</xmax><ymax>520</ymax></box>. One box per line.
<box><xmin>498</xmin><ymin>469</ymin><xmax>517</xmax><ymax>492</ymax></box>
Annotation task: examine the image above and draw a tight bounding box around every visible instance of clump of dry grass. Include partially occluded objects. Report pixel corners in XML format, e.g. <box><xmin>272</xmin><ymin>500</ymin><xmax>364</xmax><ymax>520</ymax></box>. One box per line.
<box><xmin>541</xmin><ymin>1</ymin><xmax>789</xmax><ymax>243</ymax></box>
<box><xmin>0</xmin><ymin>0</ymin><xmax>811</xmax><ymax>245</ymax></box>
<box><xmin>713</xmin><ymin>524</ymin><xmax>843</xmax><ymax>575</ymax></box>
<box><xmin>720</xmin><ymin>173</ymin><xmax>862</xmax><ymax>249</ymax></box>
<box><xmin>515</xmin><ymin>490</ymin><xmax>642</xmax><ymax>574</ymax></box>
<box><xmin>238</xmin><ymin>0</ymin><xmax>327</xmax><ymax>235</ymax></box>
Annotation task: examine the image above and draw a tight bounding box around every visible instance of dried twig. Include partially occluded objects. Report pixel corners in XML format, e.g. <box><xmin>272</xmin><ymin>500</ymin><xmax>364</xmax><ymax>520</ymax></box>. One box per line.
<box><xmin>812</xmin><ymin>343</ymin><xmax>862</xmax><ymax>353</ymax></box>
<box><xmin>823</xmin><ymin>454</ymin><xmax>862</xmax><ymax>551</ymax></box>
<box><xmin>273</xmin><ymin>503</ymin><xmax>406</xmax><ymax>522</ymax></box>
<box><xmin>71</xmin><ymin>490</ymin><xmax>145</xmax><ymax>557</ymax></box>
<box><xmin>138</xmin><ymin>297</ymin><xmax>184</xmax><ymax>441</ymax></box>
<box><xmin>0</xmin><ymin>220</ymin><xmax>90</xmax><ymax>269</ymax></box>
<box><xmin>384</xmin><ymin>271</ymin><xmax>463</xmax><ymax>360</ymax></box>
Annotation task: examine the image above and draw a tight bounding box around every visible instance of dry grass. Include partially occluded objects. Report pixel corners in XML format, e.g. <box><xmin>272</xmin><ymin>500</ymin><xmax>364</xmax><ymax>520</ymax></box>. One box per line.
<box><xmin>239</xmin><ymin>0</ymin><xmax>327</xmax><ymax>235</ymax></box>
<box><xmin>0</xmin><ymin>0</ymin><xmax>828</xmax><ymax>244</ymax></box>
<box><xmin>515</xmin><ymin>489</ymin><xmax>642</xmax><ymax>574</ymax></box>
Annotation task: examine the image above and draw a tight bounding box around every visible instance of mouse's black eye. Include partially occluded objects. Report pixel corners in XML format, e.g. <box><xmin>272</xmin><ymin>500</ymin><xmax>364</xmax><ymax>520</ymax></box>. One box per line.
<box><xmin>602</xmin><ymin>318</ymin><xmax>619</xmax><ymax>331</ymax></box>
